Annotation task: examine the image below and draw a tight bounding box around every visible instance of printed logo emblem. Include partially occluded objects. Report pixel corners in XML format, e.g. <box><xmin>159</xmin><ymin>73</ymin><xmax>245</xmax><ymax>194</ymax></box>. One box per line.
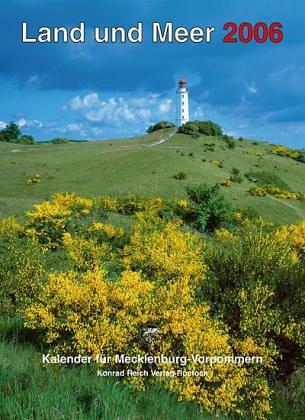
<box><xmin>140</xmin><ymin>324</ymin><xmax>160</xmax><ymax>344</ymax></box>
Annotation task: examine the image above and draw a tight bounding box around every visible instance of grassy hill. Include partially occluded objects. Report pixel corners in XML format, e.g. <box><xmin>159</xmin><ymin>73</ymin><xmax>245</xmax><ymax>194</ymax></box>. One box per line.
<box><xmin>1</xmin><ymin>129</ymin><xmax>305</xmax><ymax>223</ymax></box>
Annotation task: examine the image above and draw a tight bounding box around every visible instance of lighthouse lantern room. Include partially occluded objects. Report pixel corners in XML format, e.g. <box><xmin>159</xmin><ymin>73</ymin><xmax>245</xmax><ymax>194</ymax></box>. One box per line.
<box><xmin>176</xmin><ymin>77</ymin><xmax>190</xmax><ymax>126</ymax></box>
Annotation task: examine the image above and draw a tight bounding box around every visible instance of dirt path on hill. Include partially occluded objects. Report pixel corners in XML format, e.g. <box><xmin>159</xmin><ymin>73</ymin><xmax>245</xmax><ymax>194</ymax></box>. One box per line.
<box><xmin>143</xmin><ymin>129</ymin><xmax>177</xmax><ymax>148</ymax></box>
<box><xmin>114</xmin><ymin>129</ymin><xmax>176</xmax><ymax>149</ymax></box>
<box><xmin>269</xmin><ymin>196</ymin><xmax>305</xmax><ymax>219</ymax></box>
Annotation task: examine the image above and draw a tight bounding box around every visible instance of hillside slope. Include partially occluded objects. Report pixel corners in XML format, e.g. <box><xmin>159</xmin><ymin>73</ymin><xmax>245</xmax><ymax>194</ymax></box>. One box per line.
<box><xmin>0</xmin><ymin>130</ymin><xmax>304</xmax><ymax>223</ymax></box>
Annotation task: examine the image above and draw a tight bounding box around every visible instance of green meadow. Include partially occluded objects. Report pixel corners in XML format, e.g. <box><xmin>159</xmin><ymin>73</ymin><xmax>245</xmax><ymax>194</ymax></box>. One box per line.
<box><xmin>1</xmin><ymin>129</ymin><xmax>305</xmax><ymax>223</ymax></box>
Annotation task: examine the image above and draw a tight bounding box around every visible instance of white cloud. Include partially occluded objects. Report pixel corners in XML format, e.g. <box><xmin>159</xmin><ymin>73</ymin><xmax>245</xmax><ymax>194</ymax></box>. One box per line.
<box><xmin>247</xmin><ymin>82</ymin><xmax>258</xmax><ymax>94</ymax></box>
<box><xmin>44</xmin><ymin>122</ymin><xmax>86</xmax><ymax>139</ymax></box>
<box><xmin>17</xmin><ymin>118</ymin><xmax>27</xmax><ymax>127</ymax></box>
<box><xmin>66</xmin><ymin>92</ymin><xmax>174</xmax><ymax>127</ymax></box>
<box><xmin>83</xmin><ymin>93</ymin><xmax>99</xmax><ymax>107</ymax></box>
<box><xmin>69</xmin><ymin>96</ymin><xmax>83</xmax><ymax>111</ymax></box>
<box><xmin>27</xmin><ymin>75</ymin><xmax>38</xmax><ymax>85</ymax></box>
<box><xmin>159</xmin><ymin>99</ymin><xmax>172</xmax><ymax>113</ymax></box>
<box><xmin>17</xmin><ymin>119</ymin><xmax>44</xmax><ymax>129</ymax></box>
<box><xmin>193</xmin><ymin>106</ymin><xmax>204</xmax><ymax>119</ymax></box>
<box><xmin>0</xmin><ymin>121</ymin><xmax>7</xmax><ymax>129</ymax></box>
<box><xmin>67</xmin><ymin>123</ymin><xmax>83</xmax><ymax>132</ymax></box>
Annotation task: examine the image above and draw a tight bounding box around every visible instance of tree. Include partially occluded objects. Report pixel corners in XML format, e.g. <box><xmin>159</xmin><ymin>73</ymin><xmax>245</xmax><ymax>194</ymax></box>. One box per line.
<box><xmin>147</xmin><ymin>121</ymin><xmax>175</xmax><ymax>133</ymax></box>
<box><xmin>185</xmin><ymin>183</ymin><xmax>233</xmax><ymax>232</ymax></box>
<box><xmin>0</xmin><ymin>122</ymin><xmax>35</xmax><ymax>144</ymax></box>
<box><xmin>178</xmin><ymin>120</ymin><xmax>223</xmax><ymax>137</ymax></box>
<box><xmin>51</xmin><ymin>137</ymin><xmax>70</xmax><ymax>144</ymax></box>
<box><xmin>0</xmin><ymin>122</ymin><xmax>21</xmax><ymax>142</ymax></box>
<box><xmin>18</xmin><ymin>135</ymin><xmax>35</xmax><ymax>145</ymax></box>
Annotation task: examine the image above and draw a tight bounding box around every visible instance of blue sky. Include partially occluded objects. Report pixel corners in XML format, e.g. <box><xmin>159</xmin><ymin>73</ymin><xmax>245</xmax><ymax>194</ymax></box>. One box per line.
<box><xmin>0</xmin><ymin>0</ymin><xmax>305</xmax><ymax>148</ymax></box>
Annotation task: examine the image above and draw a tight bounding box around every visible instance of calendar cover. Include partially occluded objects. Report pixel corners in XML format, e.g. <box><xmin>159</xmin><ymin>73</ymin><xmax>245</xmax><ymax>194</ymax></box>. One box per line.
<box><xmin>0</xmin><ymin>1</ymin><xmax>305</xmax><ymax>419</ymax></box>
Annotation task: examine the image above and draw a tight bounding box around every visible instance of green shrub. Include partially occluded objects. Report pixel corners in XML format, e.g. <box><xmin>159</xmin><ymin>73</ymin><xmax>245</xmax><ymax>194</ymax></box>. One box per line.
<box><xmin>158</xmin><ymin>203</ymin><xmax>176</xmax><ymax>221</ymax></box>
<box><xmin>230</xmin><ymin>174</ymin><xmax>243</xmax><ymax>183</ymax></box>
<box><xmin>245</xmin><ymin>171</ymin><xmax>291</xmax><ymax>190</ymax></box>
<box><xmin>286</xmin><ymin>368</ymin><xmax>305</xmax><ymax>407</ymax></box>
<box><xmin>222</xmin><ymin>135</ymin><xmax>236</xmax><ymax>149</ymax></box>
<box><xmin>51</xmin><ymin>138</ymin><xmax>70</xmax><ymax>144</ymax></box>
<box><xmin>147</xmin><ymin>121</ymin><xmax>175</xmax><ymax>133</ymax></box>
<box><xmin>203</xmin><ymin>142</ymin><xmax>215</xmax><ymax>152</ymax></box>
<box><xmin>178</xmin><ymin>120</ymin><xmax>222</xmax><ymax>137</ymax></box>
<box><xmin>185</xmin><ymin>183</ymin><xmax>233</xmax><ymax>232</ymax></box>
<box><xmin>18</xmin><ymin>135</ymin><xmax>35</xmax><ymax>145</ymax></box>
<box><xmin>0</xmin><ymin>122</ymin><xmax>35</xmax><ymax>144</ymax></box>
<box><xmin>227</xmin><ymin>140</ymin><xmax>236</xmax><ymax>149</ymax></box>
<box><xmin>202</xmin><ymin>221</ymin><xmax>305</xmax><ymax>375</ymax></box>
<box><xmin>174</xmin><ymin>171</ymin><xmax>187</xmax><ymax>180</ymax></box>
<box><xmin>237</xmin><ymin>207</ymin><xmax>260</xmax><ymax>221</ymax></box>
<box><xmin>230</xmin><ymin>168</ymin><xmax>243</xmax><ymax>183</ymax></box>
<box><xmin>297</xmin><ymin>150</ymin><xmax>305</xmax><ymax>163</ymax></box>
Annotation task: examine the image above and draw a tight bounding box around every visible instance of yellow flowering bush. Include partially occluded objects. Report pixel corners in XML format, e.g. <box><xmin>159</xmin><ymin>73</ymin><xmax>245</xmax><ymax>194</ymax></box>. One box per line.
<box><xmin>233</xmin><ymin>212</ymin><xmax>243</xmax><ymax>222</ymax></box>
<box><xmin>25</xmin><ymin>193</ymin><xmax>94</xmax><ymax>249</ymax></box>
<box><xmin>275</xmin><ymin>221</ymin><xmax>305</xmax><ymax>258</ymax></box>
<box><xmin>2</xmin><ymin>192</ymin><xmax>305</xmax><ymax>418</ymax></box>
<box><xmin>26</xmin><ymin>172</ymin><xmax>41</xmax><ymax>185</ymax></box>
<box><xmin>249</xmin><ymin>186</ymin><xmax>267</xmax><ymax>197</ymax></box>
<box><xmin>250</xmin><ymin>184</ymin><xmax>305</xmax><ymax>201</ymax></box>
<box><xmin>89</xmin><ymin>222</ymin><xmax>124</xmax><ymax>240</ymax></box>
<box><xmin>94</xmin><ymin>196</ymin><xmax>119</xmax><ymax>212</ymax></box>
<box><xmin>123</xmin><ymin>212</ymin><xmax>205</xmax><ymax>284</ymax></box>
<box><xmin>173</xmin><ymin>199</ymin><xmax>189</xmax><ymax>212</ymax></box>
<box><xmin>62</xmin><ymin>233</ymin><xmax>108</xmax><ymax>271</ymax></box>
<box><xmin>24</xmin><ymin>266</ymin><xmax>272</xmax><ymax>418</ymax></box>
<box><xmin>219</xmin><ymin>179</ymin><xmax>232</xmax><ymax>187</ymax></box>
<box><xmin>211</xmin><ymin>159</ymin><xmax>222</xmax><ymax>167</ymax></box>
<box><xmin>0</xmin><ymin>217</ymin><xmax>22</xmax><ymax>236</ymax></box>
<box><xmin>272</xmin><ymin>145</ymin><xmax>300</xmax><ymax>160</ymax></box>
<box><xmin>0</xmin><ymin>232</ymin><xmax>44</xmax><ymax>314</ymax></box>
<box><xmin>24</xmin><ymin>269</ymin><xmax>152</xmax><ymax>353</ymax></box>
<box><xmin>118</xmin><ymin>195</ymin><xmax>164</xmax><ymax>215</ymax></box>
<box><xmin>52</xmin><ymin>192</ymin><xmax>94</xmax><ymax>216</ymax></box>
<box><xmin>214</xmin><ymin>228</ymin><xmax>236</xmax><ymax>242</ymax></box>
<box><xmin>164</xmin><ymin>199</ymin><xmax>191</xmax><ymax>220</ymax></box>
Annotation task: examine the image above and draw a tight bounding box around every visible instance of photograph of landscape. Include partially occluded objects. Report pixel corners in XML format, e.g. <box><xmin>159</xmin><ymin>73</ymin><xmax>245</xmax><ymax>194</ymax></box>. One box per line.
<box><xmin>1</xmin><ymin>1</ymin><xmax>305</xmax><ymax>419</ymax></box>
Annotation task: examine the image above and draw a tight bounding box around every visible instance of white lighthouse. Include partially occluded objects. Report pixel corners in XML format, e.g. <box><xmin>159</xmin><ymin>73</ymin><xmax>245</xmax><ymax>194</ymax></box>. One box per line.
<box><xmin>176</xmin><ymin>77</ymin><xmax>190</xmax><ymax>126</ymax></box>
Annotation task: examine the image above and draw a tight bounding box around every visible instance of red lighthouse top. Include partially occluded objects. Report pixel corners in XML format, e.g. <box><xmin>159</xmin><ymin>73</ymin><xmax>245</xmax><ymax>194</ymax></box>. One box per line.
<box><xmin>179</xmin><ymin>77</ymin><xmax>187</xmax><ymax>87</ymax></box>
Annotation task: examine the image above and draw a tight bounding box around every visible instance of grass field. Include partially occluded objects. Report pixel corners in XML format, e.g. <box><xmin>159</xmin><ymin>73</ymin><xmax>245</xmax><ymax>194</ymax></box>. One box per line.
<box><xmin>0</xmin><ymin>317</ymin><xmax>221</xmax><ymax>420</ymax></box>
<box><xmin>1</xmin><ymin>316</ymin><xmax>304</xmax><ymax>419</ymax></box>
<box><xmin>1</xmin><ymin>129</ymin><xmax>305</xmax><ymax>223</ymax></box>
